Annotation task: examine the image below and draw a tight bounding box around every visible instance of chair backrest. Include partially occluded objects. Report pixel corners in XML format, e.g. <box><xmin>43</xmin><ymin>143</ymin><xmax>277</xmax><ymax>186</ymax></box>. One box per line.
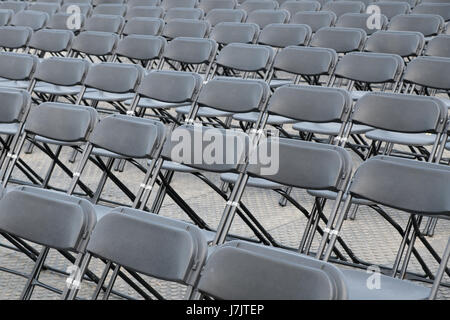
<box><xmin>88</xmin><ymin>115</ymin><xmax>166</xmax><ymax>158</ymax></box>
<box><xmin>0</xmin><ymin>26</ymin><xmax>32</xmax><ymax>49</ymax></box>
<box><xmin>413</xmin><ymin>3</ymin><xmax>450</xmax><ymax>22</ymax></box>
<box><xmin>47</xmin><ymin>12</ymin><xmax>86</xmax><ymax>31</ymax></box>
<box><xmin>210</xmin><ymin>21</ymin><xmax>259</xmax><ymax>44</ymax></box>
<box><xmin>161</xmin><ymin>0</ymin><xmax>198</xmax><ymax>10</ymax></box>
<box><xmin>364</xmin><ymin>30</ymin><xmax>424</xmax><ymax>57</ymax></box>
<box><xmin>323</xmin><ymin>1</ymin><xmax>365</xmax><ymax>18</ymax></box>
<box><xmin>257</xmin><ymin>23</ymin><xmax>311</xmax><ymax>47</ymax></box>
<box><xmin>0</xmin><ymin>88</ymin><xmax>30</xmax><ymax>124</ymax></box>
<box><xmin>401</xmin><ymin>56</ymin><xmax>450</xmax><ymax>91</ymax></box>
<box><xmin>28</xmin><ymin>29</ymin><xmax>74</xmax><ymax>53</ymax></box>
<box><xmin>273</xmin><ymin>46</ymin><xmax>337</xmax><ymax>79</ymax></box>
<box><xmin>246</xmin><ymin>9</ymin><xmax>290</xmax><ymax>28</ymax></box>
<box><xmin>162</xmin><ymin>18</ymin><xmax>210</xmax><ymax>39</ymax></box>
<box><xmin>197</xmin><ymin>240</ymin><xmax>348</xmax><ymax>299</ymax></box>
<box><xmin>87</xmin><ymin>207</ymin><xmax>207</xmax><ymax>286</ymax></box>
<box><xmin>336</xmin><ymin>13</ymin><xmax>388</xmax><ymax>35</ymax></box>
<box><xmin>240</xmin><ymin>0</ymin><xmax>279</xmax><ymax>14</ymax></box>
<box><xmin>0</xmin><ymin>1</ymin><xmax>28</xmax><ymax>14</ymax></box>
<box><xmin>11</xmin><ymin>10</ymin><xmax>49</xmax><ymax>31</ymax></box>
<box><xmin>247</xmin><ymin>138</ymin><xmax>352</xmax><ymax>191</ymax></box>
<box><xmin>161</xmin><ymin>37</ymin><xmax>217</xmax><ymax>67</ymax></box>
<box><xmin>375</xmin><ymin>1</ymin><xmax>410</xmax><ymax>20</ymax></box>
<box><xmin>164</xmin><ymin>7</ymin><xmax>204</xmax><ymax>21</ymax></box>
<box><xmin>25</xmin><ymin>102</ymin><xmax>97</xmax><ymax>142</ymax></box>
<box><xmin>37</xmin><ymin>0</ymin><xmax>62</xmax><ymax>4</ymax></box>
<box><xmin>268</xmin><ymin>84</ymin><xmax>352</xmax><ymax>123</ymax></box>
<box><xmin>71</xmin><ymin>31</ymin><xmax>119</xmax><ymax>57</ymax></box>
<box><xmin>200</xmin><ymin>0</ymin><xmax>237</xmax><ymax>14</ymax></box>
<box><xmin>388</xmin><ymin>14</ymin><xmax>444</xmax><ymax>36</ymax></box>
<box><xmin>128</xmin><ymin>0</ymin><xmax>161</xmax><ymax>7</ymax></box>
<box><xmin>352</xmin><ymin>92</ymin><xmax>447</xmax><ymax>134</ymax></box>
<box><xmin>310</xmin><ymin>27</ymin><xmax>366</xmax><ymax>53</ymax></box>
<box><xmin>214</xmin><ymin>42</ymin><xmax>274</xmax><ymax>73</ymax></box>
<box><xmin>122</xmin><ymin>17</ymin><xmax>164</xmax><ymax>36</ymax></box>
<box><xmin>27</xmin><ymin>2</ymin><xmax>60</xmax><ymax>16</ymax></box>
<box><xmin>93</xmin><ymin>0</ymin><xmax>125</xmax><ymax>5</ymax></box>
<box><xmin>292</xmin><ymin>11</ymin><xmax>336</xmax><ymax>33</ymax></box>
<box><xmin>93</xmin><ymin>3</ymin><xmax>127</xmax><ymax>16</ymax></box>
<box><xmin>0</xmin><ymin>52</ymin><xmax>38</xmax><ymax>81</ymax></box>
<box><xmin>0</xmin><ymin>9</ymin><xmax>13</xmax><ymax>26</ymax></box>
<box><xmin>115</xmin><ymin>34</ymin><xmax>166</xmax><ymax>61</ymax></box>
<box><xmin>61</xmin><ymin>3</ymin><xmax>93</xmax><ymax>16</ymax></box>
<box><xmin>136</xmin><ymin>70</ymin><xmax>203</xmax><ymax>103</ymax></box>
<box><xmin>349</xmin><ymin>156</ymin><xmax>450</xmax><ymax>216</ymax></box>
<box><xmin>83</xmin><ymin>62</ymin><xmax>143</xmax><ymax>93</ymax></box>
<box><xmin>281</xmin><ymin>1</ymin><xmax>321</xmax><ymax>17</ymax></box>
<box><xmin>83</xmin><ymin>14</ymin><xmax>124</xmax><ymax>33</ymax></box>
<box><xmin>125</xmin><ymin>5</ymin><xmax>164</xmax><ymax>19</ymax></box>
<box><xmin>206</xmin><ymin>8</ymin><xmax>246</xmax><ymax>26</ymax></box>
<box><xmin>424</xmin><ymin>35</ymin><xmax>450</xmax><ymax>58</ymax></box>
<box><xmin>0</xmin><ymin>186</ymin><xmax>96</xmax><ymax>252</ymax></box>
<box><xmin>34</xmin><ymin>57</ymin><xmax>90</xmax><ymax>87</ymax></box>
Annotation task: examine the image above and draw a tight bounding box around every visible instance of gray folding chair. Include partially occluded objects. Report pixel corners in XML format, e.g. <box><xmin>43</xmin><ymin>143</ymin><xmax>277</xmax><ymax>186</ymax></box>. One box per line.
<box><xmin>336</xmin><ymin>13</ymin><xmax>388</xmax><ymax>35</ymax></box>
<box><xmin>309</xmin><ymin>26</ymin><xmax>366</xmax><ymax>54</ymax></box>
<box><xmin>0</xmin><ymin>26</ymin><xmax>32</xmax><ymax>51</ymax></box>
<box><xmin>92</xmin><ymin>3</ymin><xmax>127</xmax><ymax>16</ymax></box>
<box><xmin>281</xmin><ymin>0</ymin><xmax>321</xmax><ymax>17</ymax></box>
<box><xmin>257</xmin><ymin>23</ymin><xmax>311</xmax><ymax>48</ymax></box>
<box><xmin>388</xmin><ymin>13</ymin><xmax>445</xmax><ymax>37</ymax></box>
<box><xmin>162</xmin><ymin>18</ymin><xmax>210</xmax><ymax>39</ymax></box>
<box><xmin>0</xmin><ymin>186</ymin><xmax>97</xmax><ymax>300</ymax></box>
<box><xmin>375</xmin><ymin>1</ymin><xmax>411</xmax><ymax>20</ymax></box>
<box><xmin>161</xmin><ymin>0</ymin><xmax>198</xmax><ymax>10</ymax></box>
<box><xmin>240</xmin><ymin>0</ymin><xmax>279</xmax><ymax>14</ymax></box>
<box><xmin>0</xmin><ymin>52</ymin><xmax>38</xmax><ymax>90</ymax></box>
<box><xmin>209</xmin><ymin>21</ymin><xmax>259</xmax><ymax>45</ymax></box>
<box><xmin>199</xmin><ymin>0</ymin><xmax>237</xmax><ymax>14</ymax></box>
<box><xmin>291</xmin><ymin>11</ymin><xmax>336</xmax><ymax>32</ymax></box>
<box><xmin>246</xmin><ymin>9</ymin><xmax>290</xmax><ymax>28</ymax></box>
<box><xmin>112</xmin><ymin>34</ymin><xmax>166</xmax><ymax>67</ymax></box>
<box><xmin>0</xmin><ymin>1</ymin><xmax>28</xmax><ymax>14</ymax></box>
<box><xmin>125</xmin><ymin>5</ymin><xmax>164</xmax><ymax>20</ymax></box>
<box><xmin>47</xmin><ymin>12</ymin><xmax>86</xmax><ymax>32</ymax></box>
<box><xmin>83</xmin><ymin>14</ymin><xmax>125</xmax><ymax>33</ymax></box>
<box><xmin>27</xmin><ymin>2</ymin><xmax>60</xmax><ymax>16</ymax></box>
<box><xmin>122</xmin><ymin>17</ymin><xmax>164</xmax><ymax>36</ymax></box>
<box><xmin>74</xmin><ymin>208</ymin><xmax>208</xmax><ymax>300</ymax></box>
<box><xmin>364</xmin><ymin>30</ymin><xmax>425</xmax><ymax>59</ymax></box>
<box><xmin>0</xmin><ymin>9</ymin><xmax>14</xmax><ymax>26</ymax></box>
<box><xmin>61</xmin><ymin>3</ymin><xmax>93</xmax><ymax>17</ymax></box>
<box><xmin>27</xmin><ymin>29</ymin><xmax>74</xmax><ymax>57</ymax></box>
<box><xmin>424</xmin><ymin>34</ymin><xmax>450</xmax><ymax>58</ymax></box>
<box><xmin>413</xmin><ymin>3</ymin><xmax>450</xmax><ymax>22</ymax></box>
<box><xmin>10</xmin><ymin>10</ymin><xmax>49</xmax><ymax>31</ymax></box>
<box><xmin>205</xmin><ymin>8</ymin><xmax>246</xmax><ymax>26</ymax></box>
<box><xmin>164</xmin><ymin>8</ymin><xmax>204</xmax><ymax>21</ymax></box>
<box><xmin>322</xmin><ymin>1</ymin><xmax>365</xmax><ymax>18</ymax></box>
<box><xmin>70</xmin><ymin>31</ymin><xmax>119</xmax><ymax>62</ymax></box>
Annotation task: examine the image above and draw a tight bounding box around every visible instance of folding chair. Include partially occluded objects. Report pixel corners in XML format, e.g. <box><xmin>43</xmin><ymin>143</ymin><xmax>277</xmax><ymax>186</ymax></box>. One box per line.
<box><xmin>388</xmin><ymin>14</ymin><xmax>445</xmax><ymax>37</ymax></box>
<box><xmin>111</xmin><ymin>34</ymin><xmax>166</xmax><ymax>67</ymax></box>
<box><xmin>205</xmin><ymin>8</ymin><xmax>246</xmax><ymax>26</ymax></box>
<box><xmin>0</xmin><ymin>9</ymin><xmax>13</xmax><ymax>27</ymax></box>
<box><xmin>161</xmin><ymin>0</ymin><xmax>198</xmax><ymax>11</ymax></box>
<box><xmin>92</xmin><ymin>3</ymin><xmax>127</xmax><ymax>16</ymax></box>
<box><xmin>125</xmin><ymin>5</ymin><xmax>164</xmax><ymax>20</ymax></box>
<box><xmin>27</xmin><ymin>29</ymin><xmax>74</xmax><ymax>57</ymax></box>
<box><xmin>10</xmin><ymin>10</ymin><xmax>49</xmax><ymax>31</ymax></box>
<box><xmin>336</xmin><ymin>13</ymin><xmax>388</xmax><ymax>35</ymax></box>
<box><xmin>199</xmin><ymin>0</ymin><xmax>237</xmax><ymax>14</ymax></box>
<box><xmin>0</xmin><ymin>1</ymin><xmax>28</xmax><ymax>14</ymax></box>
<box><xmin>375</xmin><ymin>1</ymin><xmax>411</xmax><ymax>20</ymax></box>
<box><xmin>47</xmin><ymin>12</ymin><xmax>86</xmax><ymax>32</ymax></box>
<box><xmin>122</xmin><ymin>17</ymin><xmax>164</xmax><ymax>36</ymax></box>
<box><xmin>257</xmin><ymin>23</ymin><xmax>311</xmax><ymax>48</ymax></box>
<box><xmin>209</xmin><ymin>22</ymin><xmax>259</xmax><ymax>46</ymax></box>
<box><xmin>27</xmin><ymin>2</ymin><xmax>61</xmax><ymax>16</ymax></box>
<box><xmin>246</xmin><ymin>9</ymin><xmax>290</xmax><ymax>29</ymax></box>
<box><xmin>83</xmin><ymin>14</ymin><xmax>125</xmax><ymax>33</ymax></box>
<box><xmin>424</xmin><ymin>34</ymin><xmax>450</xmax><ymax>58</ymax></box>
<box><xmin>240</xmin><ymin>0</ymin><xmax>279</xmax><ymax>14</ymax></box>
<box><xmin>77</xmin><ymin>62</ymin><xmax>144</xmax><ymax>114</ymax></box>
<box><xmin>309</xmin><ymin>27</ymin><xmax>366</xmax><ymax>54</ymax></box>
<box><xmin>0</xmin><ymin>186</ymin><xmax>97</xmax><ymax>300</ymax></box>
<box><xmin>413</xmin><ymin>3</ymin><xmax>450</xmax><ymax>22</ymax></box>
<box><xmin>280</xmin><ymin>0</ymin><xmax>321</xmax><ymax>18</ymax></box>
<box><xmin>0</xmin><ymin>52</ymin><xmax>38</xmax><ymax>90</ymax></box>
<box><xmin>291</xmin><ymin>11</ymin><xmax>337</xmax><ymax>33</ymax></box>
<box><xmin>164</xmin><ymin>8</ymin><xmax>204</xmax><ymax>21</ymax></box>
<box><xmin>61</xmin><ymin>2</ymin><xmax>93</xmax><ymax>16</ymax></box>
<box><xmin>364</xmin><ymin>30</ymin><xmax>425</xmax><ymax>59</ymax></box>
<box><xmin>69</xmin><ymin>31</ymin><xmax>119</xmax><ymax>62</ymax></box>
<box><xmin>162</xmin><ymin>18</ymin><xmax>210</xmax><ymax>39</ymax></box>
<box><xmin>71</xmin><ymin>208</ymin><xmax>208</xmax><ymax>300</ymax></box>
<box><xmin>0</xmin><ymin>26</ymin><xmax>32</xmax><ymax>52</ymax></box>
<box><xmin>322</xmin><ymin>1</ymin><xmax>365</xmax><ymax>18</ymax></box>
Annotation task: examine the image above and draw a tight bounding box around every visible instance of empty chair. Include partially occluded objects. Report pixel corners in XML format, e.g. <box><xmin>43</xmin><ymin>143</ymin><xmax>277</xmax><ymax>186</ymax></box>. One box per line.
<box><xmin>240</xmin><ymin>0</ymin><xmax>279</xmax><ymax>14</ymax></box>
<box><xmin>122</xmin><ymin>17</ymin><xmax>164</xmax><ymax>36</ymax></box>
<box><xmin>0</xmin><ymin>1</ymin><xmax>28</xmax><ymax>14</ymax></box>
<box><xmin>113</xmin><ymin>34</ymin><xmax>166</xmax><ymax>67</ymax></box>
<box><xmin>246</xmin><ymin>9</ymin><xmax>290</xmax><ymax>28</ymax></box>
<box><xmin>161</xmin><ymin>0</ymin><xmax>198</xmax><ymax>10</ymax></box>
<box><xmin>291</xmin><ymin>11</ymin><xmax>336</xmax><ymax>33</ymax></box>
<box><xmin>425</xmin><ymin>35</ymin><xmax>450</xmax><ymax>58</ymax></box>
<box><xmin>0</xmin><ymin>9</ymin><xmax>13</xmax><ymax>26</ymax></box>
<box><xmin>388</xmin><ymin>14</ymin><xmax>445</xmax><ymax>37</ymax></box>
<box><xmin>0</xmin><ymin>26</ymin><xmax>32</xmax><ymax>50</ymax></box>
<box><xmin>92</xmin><ymin>4</ymin><xmax>127</xmax><ymax>16</ymax></box>
<box><xmin>70</xmin><ymin>31</ymin><xmax>119</xmax><ymax>61</ymax></box>
<box><xmin>83</xmin><ymin>14</ymin><xmax>125</xmax><ymax>33</ymax></box>
<box><xmin>375</xmin><ymin>1</ymin><xmax>411</xmax><ymax>20</ymax></box>
<box><xmin>413</xmin><ymin>3</ymin><xmax>450</xmax><ymax>22</ymax></box>
<box><xmin>61</xmin><ymin>3</ymin><xmax>93</xmax><ymax>17</ymax></box>
<box><xmin>0</xmin><ymin>187</ymin><xmax>97</xmax><ymax>300</ymax></box>
<box><xmin>164</xmin><ymin>8</ymin><xmax>204</xmax><ymax>21</ymax></box>
<box><xmin>336</xmin><ymin>13</ymin><xmax>388</xmax><ymax>35</ymax></box>
<box><xmin>0</xmin><ymin>52</ymin><xmax>38</xmax><ymax>90</ymax></box>
<box><xmin>27</xmin><ymin>29</ymin><xmax>74</xmax><ymax>56</ymax></box>
<box><xmin>199</xmin><ymin>0</ymin><xmax>237</xmax><ymax>14</ymax></box>
<box><xmin>309</xmin><ymin>27</ymin><xmax>366</xmax><ymax>53</ymax></box>
<box><xmin>125</xmin><ymin>5</ymin><xmax>164</xmax><ymax>20</ymax></box>
<box><xmin>210</xmin><ymin>22</ymin><xmax>259</xmax><ymax>45</ymax></box>
<box><xmin>47</xmin><ymin>12</ymin><xmax>86</xmax><ymax>31</ymax></box>
<box><xmin>322</xmin><ymin>1</ymin><xmax>365</xmax><ymax>18</ymax></box>
<box><xmin>364</xmin><ymin>30</ymin><xmax>424</xmax><ymax>58</ymax></box>
<box><xmin>281</xmin><ymin>1</ymin><xmax>321</xmax><ymax>17</ymax></box>
<box><xmin>205</xmin><ymin>8</ymin><xmax>246</xmax><ymax>26</ymax></box>
<box><xmin>27</xmin><ymin>2</ymin><xmax>60</xmax><ymax>16</ymax></box>
<box><xmin>257</xmin><ymin>23</ymin><xmax>311</xmax><ymax>48</ymax></box>
<box><xmin>10</xmin><ymin>10</ymin><xmax>49</xmax><ymax>31</ymax></box>
<box><xmin>162</xmin><ymin>18</ymin><xmax>210</xmax><ymax>39</ymax></box>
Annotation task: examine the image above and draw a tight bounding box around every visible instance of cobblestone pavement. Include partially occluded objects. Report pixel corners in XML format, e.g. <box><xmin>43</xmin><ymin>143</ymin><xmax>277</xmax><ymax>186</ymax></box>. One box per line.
<box><xmin>0</xmin><ymin>115</ymin><xmax>448</xmax><ymax>300</ymax></box>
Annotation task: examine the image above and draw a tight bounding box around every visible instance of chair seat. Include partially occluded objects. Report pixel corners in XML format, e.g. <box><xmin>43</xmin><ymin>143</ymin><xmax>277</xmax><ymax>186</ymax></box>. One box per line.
<box><xmin>306</xmin><ymin>189</ymin><xmax>373</xmax><ymax>205</ymax></box>
<box><xmin>365</xmin><ymin>130</ymin><xmax>437</xmax><ymax>146</ymax></box>
<box><xmin>351</xmin><ymin>91</ymin><xmax>369</xmax><ymax>100</ymax></box>
<box><xmin>34</xmin><ymin>135</ymin><xmax>85</xmax><ymax>147</ymax></box>
<box><xmin>34</xmin><ymin>83</ymin><xmax>83</xmax><ymax>96</ymax></box>
<box><xmin>91</xmin><ymin>148</ymin><xmax>130</xmax><ymax>159</ymax></box>
<box><xmin>446</xmin><ymin>142</ymin><xmax>450</xmax><ymax>150</ymax></box>
<box><xmin>175</xmin><ymin>106</ymin><xmax>233</xmax><ymax>118</ymax></box>
<box><xmin>269</xmin><ymin>78</ymin><xmax>293</xmax><ymax>88</ymax></box>
<box><xmin>437</xmin><ymin>97</ymin><xmax>450</xmax><ymax>109</ymax></box>
<box><xmin>293</xmin><ymin>122</ymin><xmax>372</xmax><ymax>135</ymax></box>
<box><xmin>220</xmin><ymin>172</ymin><xmax>283</xmax><ymax>189</ymax></box>
<box><xmin>233</xmin><ymin>112</ymin><xmax>296</xmax><ymax>125</ymax></box>
<box><xmin>124</xmin><ymin>97</ymin><xmax>189</xmax><ymax>110</ymax></box>
<box><xmin>148</xmin><ymin>159</ymin><xmax>200</xmax><ymax>173</ymax></box>
<box><xmin>341</xmin><ymin>268</ymin><xmax>430</xmax><ymax>300</ymax></box>
<box><xmin>0</xmin><ymin>123</ymin><xmax>19</xmax><ymax>135</ymax></box>
<box><xmin>0</xmin><ymin>79</ymin><xmax>29</xmax><ymax>89</ymax></box>
<box><xmin>94</xmin><ymin>204</ymin><xmax>115</xmax><ymax>220</ymax></box>
<box><xmin>83</xmin><ymin>90</ymin><xmax>135</xmax><ymax>102</ymax></box>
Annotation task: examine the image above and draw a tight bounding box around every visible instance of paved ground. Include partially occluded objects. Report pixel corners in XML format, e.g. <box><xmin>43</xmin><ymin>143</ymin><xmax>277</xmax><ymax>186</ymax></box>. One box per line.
<box><xmin>0</xmin><ymin>108</ymin><xmax>449</xmax><ymax>300</ymax></box>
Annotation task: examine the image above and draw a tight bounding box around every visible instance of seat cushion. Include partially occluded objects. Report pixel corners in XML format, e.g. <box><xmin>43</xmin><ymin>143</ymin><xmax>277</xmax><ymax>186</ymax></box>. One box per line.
<box><xmin>34</xmin><ymin>83</ymin><xmax>83</xmax><ymax>96</ymax></box>
<box><xmin>365</xmin><ymin>130</ymin><xmax>437</xmax><ymax>146</ymax></box>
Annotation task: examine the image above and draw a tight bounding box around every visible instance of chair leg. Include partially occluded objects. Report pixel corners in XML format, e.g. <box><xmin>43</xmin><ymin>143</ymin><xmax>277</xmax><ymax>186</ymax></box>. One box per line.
<box><xmin>278</xmin><ymin>186</ymin><xmax>292</xmax><ymax>207</ymax></box>
<box><xmin>429</xmin><ymin>237</ymin><xmax>450</xmax><ymax>300</ymax></box>
<box><xmin>20</xmin><ymin>246</ymin><xmax>50</xmax><ymax>300</ymax></box>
